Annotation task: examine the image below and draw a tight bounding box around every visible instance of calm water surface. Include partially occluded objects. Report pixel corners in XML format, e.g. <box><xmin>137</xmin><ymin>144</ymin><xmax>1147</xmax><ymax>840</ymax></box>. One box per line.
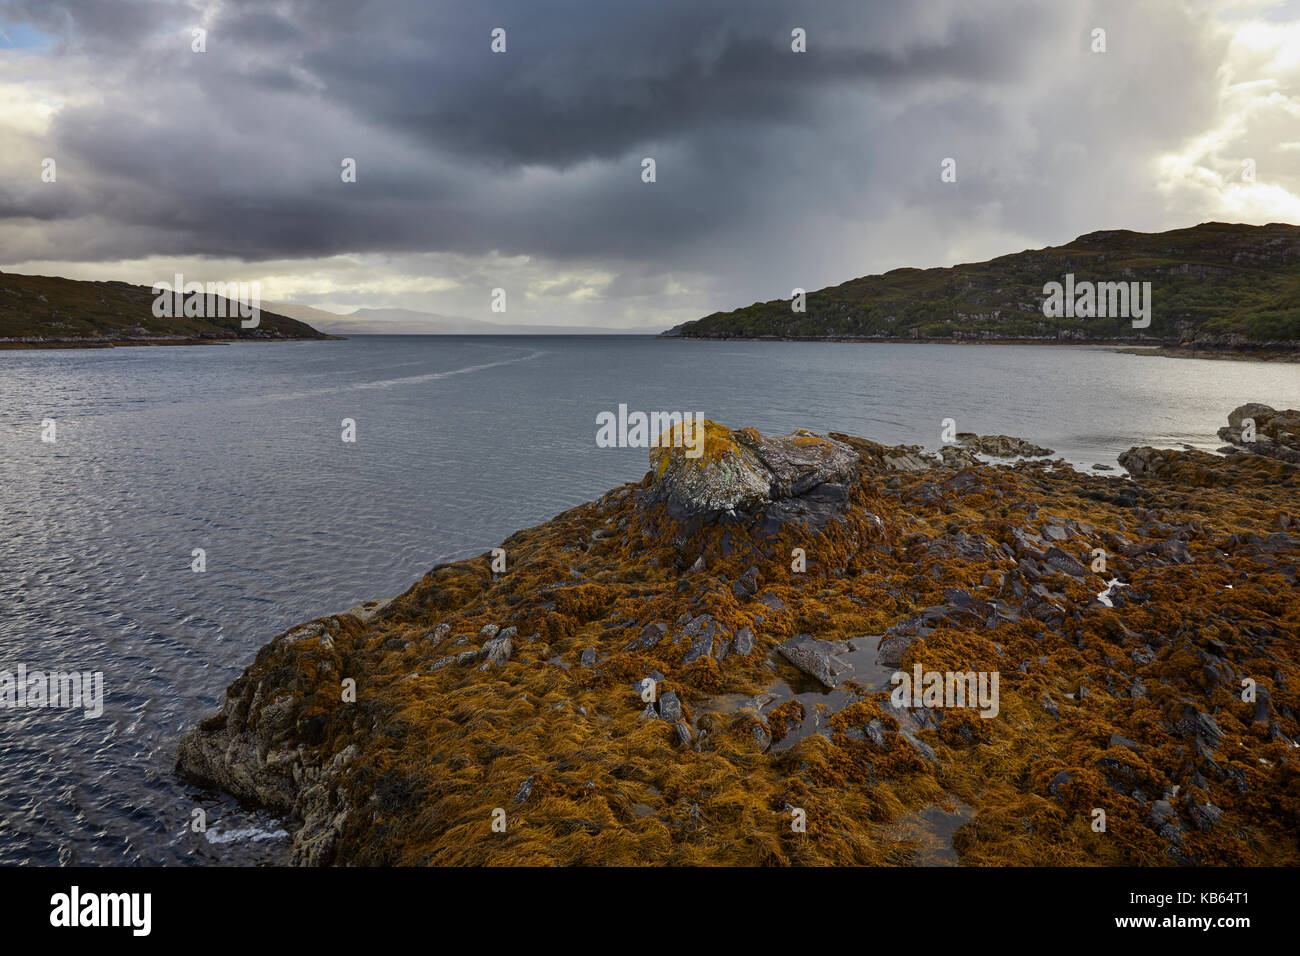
<box><xmin>1</xmin><ymin>335</ymin><xmax>1296</xmax><ymax>864</ymax></box>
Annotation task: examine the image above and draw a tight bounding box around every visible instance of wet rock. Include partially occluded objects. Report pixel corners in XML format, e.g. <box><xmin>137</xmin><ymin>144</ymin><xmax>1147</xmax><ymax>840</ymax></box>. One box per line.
<box><xmin>956</xmin><ymin>433</ymin><xmax>1054</xmax><ymax>458</ymax></box>
<box><xmin>480</xmin><ymin>624</ymin><xmax>500</xmax><ymax>639</ymax></box>
<box><xmin>674</xmin><ymin>722</ymin><xmax>694</xmax><ymax>746</ymax></box>
<box><xmin>514</xmin><ymin>776</ymin><xmax>534</xmax><ymax>804</ymax></box>
<box><xmin>756</xmin><ymin>592</ymin><xmax>785</xmax><ymax>612</ymax></box>
<box><xmin>579</xmin><ymin>647</ymin><xmax>597</xmax><ymax>668</ymax></box>
<box><xmin>1041</xmin><ymin>696</ymin><xmax>1059</xmax><ymax>718</ymax></box>
<box><xmin>876</xmin><ymin>634</ymin><xmax>912</xmax><ymax>668</ymax></box>
<box><xmin>733</xmin><ymin>625</ymin><xmax>755</xmax><ymax>656</ymax></box>
<box><xmin>776</xmin><ymin>634</ymin><xmax>854</xmax><ymax>689</ymax></box>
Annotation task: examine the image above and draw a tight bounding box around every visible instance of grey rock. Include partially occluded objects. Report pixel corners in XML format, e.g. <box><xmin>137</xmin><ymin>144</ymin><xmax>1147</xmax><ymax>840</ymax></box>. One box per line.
<box><xmin>777</xmin><ymin>634</ymin><xmax>854</xmax><ymax>689</ymax></box>
<box><xmin>682</xmin><ymin>631</ymin><xmax>714</xmax><ymax>665</ymax></box>
<box><xmin>865</xmin><ymin>719</ymin><xmax>885</xmax><ymax>748</ymax></box>
<box><xmin>734</xmin><ymin>625</ymin><xmax>755</xmax><ymax>656</ymax></box>
<box><xmin>514</xmin><ymin>776</ymin><xmax>534</xmax><ymax>804</ymax></box>
<box><xmin>479</xmin><ymin>634</ymin><xmax>513</xmax><ymax>670</ymax></box>
<box><xmin>625</xmin><ymin>622</ymin><xmax>667</xmax><ymax>652</ymax></box>
<box><xmin>876</xmin><ymin>634</ymin><xmax>912</xmax><ymax>668</ymax></box>
<box><xmin>733</xmin><ymin>566</ymin><xmax>760</xmax><ymax>600</ymax></box>
<box><xmin>579</xmin><ymin>647</ymin><xmax>597</xmax><ymax>668</ymax></box>
<box><xmin>659</xmin><ymin>691</ymin><xmax>682</xmax><ymax>723</ymax></box>
<box><xmin>1048</xmin><ymin>770</ymin><xmax>1074</xmax><ymax>797</ymax></box>
<box><xmin>1190</xmin><ymin>802</ymin><xmax>1221</xmax><ymax>831</ymax></box>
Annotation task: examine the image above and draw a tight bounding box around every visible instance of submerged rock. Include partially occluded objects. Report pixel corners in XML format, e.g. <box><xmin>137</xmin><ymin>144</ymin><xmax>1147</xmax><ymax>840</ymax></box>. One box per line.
<box><xmin>776</xmin><ymin>634</ymin><xmax>855</xmax><ymax>689</ymax></box>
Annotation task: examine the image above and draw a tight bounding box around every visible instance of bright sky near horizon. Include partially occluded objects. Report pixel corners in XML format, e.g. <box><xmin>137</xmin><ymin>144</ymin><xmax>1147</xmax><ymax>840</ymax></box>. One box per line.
<box><xmin>1</xmin><ymin>0</ymin><xmax>1298</xmax><ymax>329</ymax></box>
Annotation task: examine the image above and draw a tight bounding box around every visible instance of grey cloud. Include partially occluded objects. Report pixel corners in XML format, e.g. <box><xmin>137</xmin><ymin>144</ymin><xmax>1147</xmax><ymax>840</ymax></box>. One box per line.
<box><xmin>0</xmin><ymin>0</ymin><xmax>1280</xmax><ymax>324</ymax></box>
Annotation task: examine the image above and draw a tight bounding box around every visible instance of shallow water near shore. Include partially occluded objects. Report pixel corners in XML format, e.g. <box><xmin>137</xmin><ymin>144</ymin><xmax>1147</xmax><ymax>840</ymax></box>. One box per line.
<box><xmin>0</xmin><ymin>334</ymin><xmax>1296</xmax><ymax>865</ymax></box>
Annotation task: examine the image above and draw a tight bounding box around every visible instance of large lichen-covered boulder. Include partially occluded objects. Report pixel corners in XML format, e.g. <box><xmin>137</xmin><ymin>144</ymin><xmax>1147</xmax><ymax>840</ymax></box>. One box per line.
<box><xmin>648</xmin><ymin>420</ymin><xmax>858</xmax><ymax>517</ymax></box>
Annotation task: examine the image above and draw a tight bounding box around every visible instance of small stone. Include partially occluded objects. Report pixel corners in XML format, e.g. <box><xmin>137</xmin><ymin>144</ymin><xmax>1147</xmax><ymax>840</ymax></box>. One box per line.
<box><xmin>733</xmin><ymin>567</ymin><xmax>760</xmax><ymax>599</ymax></box>
<box><xmin>1049</xmin><ymin>770</ymin><xmax>1074</xmax><ymax>797</ymax></box>
<box><xmin>865</xmin><ymin>719</ymin><xmax>885</xmax><ymax>748</ymax></box>
<box><xmin>480</xmin><ymin>624</ymin><xmax>500</xmax><ymax>639</ymax></box>
<box><xmin>514</xmin><ymin>776</ymin><xmax>534</xmax><ymax>804</ymax></box>
<box><xmin>734</xmin><ymin>626</ymin><xmax>755</xmax><ymax>656</ymax></box>
<box><xmin>659</xmin><ymin>691</ymin><xmax>682</xmax><ymax>723</ymax></box>
<box><xmin>580</xmin><ymin>647</ymin><xmax>596</xmax><ymax>668</ymax></box>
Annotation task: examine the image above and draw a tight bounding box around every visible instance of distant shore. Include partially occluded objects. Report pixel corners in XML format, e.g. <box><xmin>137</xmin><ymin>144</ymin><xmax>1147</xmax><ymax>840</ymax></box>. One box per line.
<box><xmin>0</xmin><ymin>336</ymin><xmax>345</xmax><ymax>351</ymax></box>
<box><xmin>659</xmin><ymin>334</ymin><xmax>1300</xmax><ymax>363</ymax></box>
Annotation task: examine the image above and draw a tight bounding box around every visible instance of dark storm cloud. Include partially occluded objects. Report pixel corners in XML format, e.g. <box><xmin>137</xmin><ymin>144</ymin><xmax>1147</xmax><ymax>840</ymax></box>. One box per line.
<box><xmin>0</xmin><ymin>0</ymin><xmax>1244</xmax><ymax>317</ymax></box>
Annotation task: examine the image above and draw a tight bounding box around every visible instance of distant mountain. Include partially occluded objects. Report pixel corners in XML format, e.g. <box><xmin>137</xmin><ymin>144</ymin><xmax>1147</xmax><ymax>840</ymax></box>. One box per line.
<box><xmin>0</xmin><ymin>272</ymin><xmax>334</xmax><ymax>346</ymax></box>
<box><xmin>309</xmin><ymin>307</ymin><xmax>658</xmax><ymax>335</ymax></box>
<box><xmin>667</xmin><ymin>222</ymin><xmax>1300</xmax><ymax>347</ymax></box>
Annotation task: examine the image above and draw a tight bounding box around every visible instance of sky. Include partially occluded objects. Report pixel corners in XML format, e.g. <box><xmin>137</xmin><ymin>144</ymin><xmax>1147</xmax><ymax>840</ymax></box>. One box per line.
<box><xmin>0</xmin><ymin>0</ymin><xmax>1298</xmax><ymax>330</ymax></box>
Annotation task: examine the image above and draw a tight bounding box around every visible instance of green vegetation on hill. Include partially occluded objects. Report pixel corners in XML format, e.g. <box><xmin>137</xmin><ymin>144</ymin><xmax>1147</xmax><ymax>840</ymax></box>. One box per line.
<box><xmin>669</xmin><ymin>222</ymin><xmax>1300</xmax><ymax>346</ymax></box>
<box><xmin>0</xmin><ymin>271</ymin><xmax>335</xmax><ymax>345</ymax></box>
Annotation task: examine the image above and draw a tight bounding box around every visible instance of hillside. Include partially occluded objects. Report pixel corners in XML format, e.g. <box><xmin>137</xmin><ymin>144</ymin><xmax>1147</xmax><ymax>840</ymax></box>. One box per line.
<box><xmin>668</xmin><ymin>222</ymin><xmax>1300</xmax><ymax>347</ymax></box>
<box><xmin>0</xmin><ymin>271</ymin><xmax>336</xmax><ymax>346</ymax></box>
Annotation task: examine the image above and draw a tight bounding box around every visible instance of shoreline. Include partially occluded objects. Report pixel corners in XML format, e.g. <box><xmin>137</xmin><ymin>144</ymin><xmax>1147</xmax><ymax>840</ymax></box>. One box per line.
<box><xmin>0</xmin><ymin>335</ymin><xmax>346</xmax><ymax>351</ymax></box>
<box><xmin>659</xmin><ymin>335</ymin><xmax>1300</xmax><ymax>362</ymax></box>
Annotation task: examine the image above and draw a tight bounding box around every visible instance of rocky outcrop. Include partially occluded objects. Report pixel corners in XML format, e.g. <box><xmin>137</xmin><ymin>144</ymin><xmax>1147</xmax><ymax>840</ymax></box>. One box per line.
<box><xmin>648</xmin><ymin>420</ymin><xmax>859</xmax><ymax>520</ymax></box>
<box><xmin>178</xmin><ymin>411</ymin><xmax>1300</xmax><ymax>867</ymax></box>
<box><xmin>1217</xmin><ymin>403</ymin><xmax>1300</xmax><ymax>464</ymax></box>
<box><xmin>955</xmin><ymin>433</ymin><xmax>1054</xmax><ymax>458</ymax></box>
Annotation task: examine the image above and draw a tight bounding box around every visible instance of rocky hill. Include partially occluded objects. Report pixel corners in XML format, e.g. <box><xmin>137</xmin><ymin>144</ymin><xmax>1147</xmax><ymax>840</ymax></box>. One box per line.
<box><xmin>668</xmin><ymin>222</ymin><xmax>1300</xmax><ymax>348</ymax></box>
<box><xmin>177</xmin><ymin>407</ymin><xmax>1300</xmax><ymax>866</ymax></box>
<box><xmin>0</xmin><ymin>271</ymin><xmax>336</xmax><ymax>347</ymax></box>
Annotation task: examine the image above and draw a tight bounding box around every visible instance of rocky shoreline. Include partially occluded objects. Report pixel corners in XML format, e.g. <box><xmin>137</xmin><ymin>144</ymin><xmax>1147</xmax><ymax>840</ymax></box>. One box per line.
<box><xmin>176</xmin><ymin>406</ymin><xmax>1300</xmax><ymax>866</ymax></box>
